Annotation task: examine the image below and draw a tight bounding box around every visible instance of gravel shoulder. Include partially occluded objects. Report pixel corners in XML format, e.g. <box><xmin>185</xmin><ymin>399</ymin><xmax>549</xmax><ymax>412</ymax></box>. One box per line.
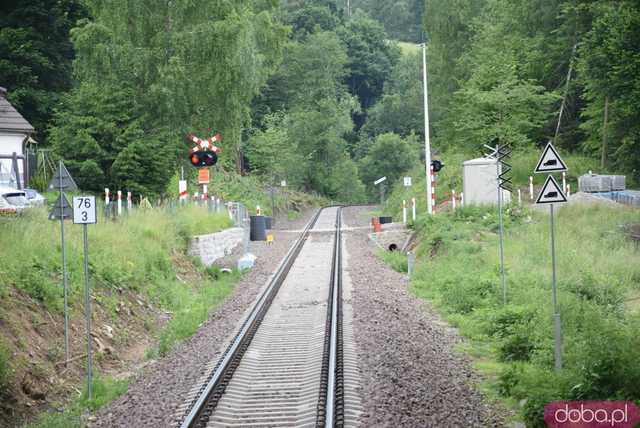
<box><xmin>91</xmin><ymin>208</ymin><xmax>317</xmax><ymax>427</ymax></box>
<box><xmin>342</xmin><ymin>206</ymin><xmax>506</xmax><ymax>427</ymax></box>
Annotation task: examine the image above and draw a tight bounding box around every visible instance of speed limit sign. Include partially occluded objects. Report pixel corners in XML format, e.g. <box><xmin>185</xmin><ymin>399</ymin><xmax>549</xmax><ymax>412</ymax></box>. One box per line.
<box><xmin>73</xmin><ymin>196</ymin><xmax>97</xmax><ymax>224</ymax></box>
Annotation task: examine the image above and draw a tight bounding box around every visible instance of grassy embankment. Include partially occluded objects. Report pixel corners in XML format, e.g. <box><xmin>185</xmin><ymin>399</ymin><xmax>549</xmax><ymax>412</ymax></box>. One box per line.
<box><xmin>382</xmin><ymin>150</ymin><xmax>640</xmax><ymax>426</ymax></box>
<box><xmin>167</xmin><ymin>168</ymin><xmax>325</xmax><ymax>217</ymax></box>
<box><xmin>0</xmin><ymin>204</ymin><xmax>236</xmax><ymax>427</ymax></box>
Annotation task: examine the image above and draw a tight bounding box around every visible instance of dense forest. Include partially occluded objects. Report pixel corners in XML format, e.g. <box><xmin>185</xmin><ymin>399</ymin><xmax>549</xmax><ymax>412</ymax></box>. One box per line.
<box><xmin>1</xmin><ymin>0</ymin><xmax>638</xmax><ymax>200</ymax></box>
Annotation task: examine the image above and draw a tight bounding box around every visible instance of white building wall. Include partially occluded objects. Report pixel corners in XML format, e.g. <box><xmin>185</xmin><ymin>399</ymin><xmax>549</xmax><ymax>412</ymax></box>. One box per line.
<box><xmin>0</xmin><ymin>132</ymin><xmax>27</xmax><ymax>186</ymax></box>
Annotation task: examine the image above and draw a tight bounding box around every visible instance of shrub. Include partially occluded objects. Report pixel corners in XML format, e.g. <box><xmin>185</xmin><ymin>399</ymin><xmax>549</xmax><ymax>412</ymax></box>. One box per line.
<box><xmin>380</xmin><ymin>250</ymin><xmax>408</xmax><ymax>273</ymax></box>
<box><xmin>0</xmin><ymin>340</ymin><xmax>11</xmax><ymax>390</ymax></box>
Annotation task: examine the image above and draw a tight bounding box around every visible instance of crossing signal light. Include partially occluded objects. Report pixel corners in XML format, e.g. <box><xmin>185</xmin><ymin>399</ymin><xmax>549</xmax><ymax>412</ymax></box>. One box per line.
<box><xmin>431</xmin><ymin>160</ymin><xmax>444</xmax><ymax>173</ymax></box>
<box><xmin>190</xmin><ymin>151</ymin><xmax>218</xmax><ymax>167</ymax></box>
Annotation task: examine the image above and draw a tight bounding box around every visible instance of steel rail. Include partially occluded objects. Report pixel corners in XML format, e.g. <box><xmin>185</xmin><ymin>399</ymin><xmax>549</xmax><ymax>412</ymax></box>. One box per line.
<box><xmin>318</xmin><ymin>207</ymin><xmax>344</xmax><ymax>427</ymax></box>
<box><xmin>179</xmin><ymin>207</ymin><xmax>324</xmax><ymax>428</ymax></box>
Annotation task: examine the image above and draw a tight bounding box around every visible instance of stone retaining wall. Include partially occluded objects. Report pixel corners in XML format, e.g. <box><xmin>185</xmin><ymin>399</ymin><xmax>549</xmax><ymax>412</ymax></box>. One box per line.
<box><xmin>188</xmin><ymin>227</ymin><xmax>245</xmax><ymax>267</ymax></box>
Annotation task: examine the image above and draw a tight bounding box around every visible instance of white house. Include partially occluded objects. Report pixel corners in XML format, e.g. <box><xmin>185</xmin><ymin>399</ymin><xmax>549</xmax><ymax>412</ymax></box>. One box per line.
<box><xmin>0</xmin><ymin>86</ymin><xmax>36</xmax><ymax>189</ymax></box>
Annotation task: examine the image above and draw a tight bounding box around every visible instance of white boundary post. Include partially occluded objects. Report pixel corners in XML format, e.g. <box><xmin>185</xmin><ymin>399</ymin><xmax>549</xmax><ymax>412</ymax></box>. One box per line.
<box><xmin>127</xmin><ymin>192</ymin><xmax>132</xmax><ymax>210</ymax></box>
<box><xmin>529</xmin><ymin>176</ymin><xmax>534</xmax><ymax>200</ymax></box>
<box><xmin>402</xmin><ymin>200</ymin><xmax>407</xmax><ymax>224</ymax></box>
<box><xmin>430</xmin><ymin>165</ymin><xmax>436</xmax><ymax>213</ymax></box>
<box><xmin>411</xmin><ymin>197</ymin><xmax>416</xmax><ymax>221</ymax></box>
<box><xmin>518</xmin><ymin>188</ymin><xmax>522</xmax><ymax>205</ymax></box>
<box><xmin>460</xmin><ymin>192</ymin><xmax>464</xmax><ymax>207</ymax></box>
<box><xmin>452</xmin><ymin>189</ymin><xmax>456</xmax><ymax>210</ymax></box>
<box><xmin>117</xmin><ymin>190</ymin><xmax>122</xmax><ymax>216</ymax></box>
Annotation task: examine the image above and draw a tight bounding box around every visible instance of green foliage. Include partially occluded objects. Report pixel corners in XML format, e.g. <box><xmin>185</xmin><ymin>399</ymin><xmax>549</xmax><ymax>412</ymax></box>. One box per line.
<box><xmin>0</xmin><ymin>205</ymin><xmax>230</xmax><ymax>310</ymax></box>
<box><xmin>396</xmin><ymin>201</ymin><xmax>640</xmax><ymax>426</ymax></box>
<box><xmin>327</xmin><ymin>155</ymin><xmax>367</xmax><ymax>203</ymax></box>
<box><xmin>0</xmin><ymin>339</ymin><xmax>11</xmax><ymax>391</ymax></box>
<box><xmin>349</xmin><ymin>0</ymin><xmax>425</xmax><ymax>42</ymax></box>
<box><xmin>285</xmin><ymin>4</ymin><xmax>339</xmax><ymax>39</ymax></box>
<box><xmin>49</xmin><ymin>82</ymin><xmax>170</xmax><ymax>194</ymax></box>
<box><xmin>419</xmin><ymin>0</ymin><xmax>640</xmax><ymax>182</ymax></box>
<box><xmin>283</xmin><ymin>31</ymin><xmax>351</xmax><ymax>108</ymax></box>
<box><xmin>337</xmin><ymin>13</ymin><xmax>401</xmax><ymax>111</ymax></box>
<box><xmin>358</xmin><ymin>133</ymin><xmax>419</xmax><ymax>195</ymax></box>
<box><xmin>441</xmin><ymin>8</ymin><xmax>560</xmax><ymax>150</ymax></box>
<box><xmin>245</xmin><ymin>113</ymin><xmax>301</xmax><ymax>183</ymax></box>
<box><xmin>577</xmin><ymin>1</ymin><xmax>640</xmax><ymax>183</ymax></box>
<box><xmin>80</xmin><ymin>376</ymin><xmax>129</xmax><ymax>411</ymax></box>
<box><xmin>48</xmin><ymin>0</ymin><xmax>288</xmax><ymax>192</ymax></box>
<box><xmin>361</xmin><ymin>53</ymin><xmax>424</xmax><ymax>140</ymax></box>
<box><xmin>0</xmin><ymin>0</ymin><xmax>88</xmax><ymax>140</ymax></box>
<box><xmin>156</xmin><ymin>271</ymin><xmax>238</xmax><ymax>356</ymax></box>
<box><xmin>28</xmin><ymin>374</ymin><xmax>128</xmax><ymax>428</ymax></box>
<box><xmin>380</xmin><ymin>249</ymin><xmax>408</xmax><ymax>274</ymax></box>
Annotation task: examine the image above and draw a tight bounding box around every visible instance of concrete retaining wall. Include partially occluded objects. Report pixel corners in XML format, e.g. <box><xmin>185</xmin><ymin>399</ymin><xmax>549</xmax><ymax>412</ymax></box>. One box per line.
<box><xmin>188</xmin><ymin>227</ymin><xmax>245</xmax><ymax>267</ymax></box>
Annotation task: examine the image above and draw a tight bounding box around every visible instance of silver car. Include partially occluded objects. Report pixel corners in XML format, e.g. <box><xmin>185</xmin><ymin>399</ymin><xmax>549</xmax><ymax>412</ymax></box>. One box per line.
<box><xmin>0</xmin><ymin>187</ymin><xmax>30</xmax><ymax>214</ymax></box>
<box><xmin>24</xmin><ymin>188</ymin><xmax>46</xmax><ymax>206</ymax></box>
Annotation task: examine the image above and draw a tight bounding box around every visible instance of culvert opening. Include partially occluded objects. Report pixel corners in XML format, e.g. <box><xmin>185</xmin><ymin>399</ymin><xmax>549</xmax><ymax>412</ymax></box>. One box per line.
<box><xmin>388</xmin><ymin>243</ymin><xmax>398</xmax><ymax>252</ymax></box>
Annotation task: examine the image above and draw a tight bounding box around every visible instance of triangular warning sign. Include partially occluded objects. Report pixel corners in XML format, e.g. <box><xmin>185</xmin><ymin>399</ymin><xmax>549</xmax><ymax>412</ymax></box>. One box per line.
<box><xmin>48</xmin><ymin>194</ymin><xmax>74</xmax><ymax>220</ymax></box>
<box><xmin>48</xmin><ymin>162</ymin><xmax>78</xmax><ymax>192</ymax></box>
<box><xmin>535</xmin><ymin>175</ymin><xmax>568</xmax><ymax>205</ymax></box>
<box><xmin>534</xmin><ymin>142</ymin><xmax>568</xmax><ymax>173</ymax></box>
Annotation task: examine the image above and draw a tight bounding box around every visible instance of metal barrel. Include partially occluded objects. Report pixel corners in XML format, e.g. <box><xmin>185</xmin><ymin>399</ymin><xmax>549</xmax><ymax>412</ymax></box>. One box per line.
<box><xmin>249</xmin><ymin>215</ymin><xmax>267</xmax><ymax>241</ymax></box>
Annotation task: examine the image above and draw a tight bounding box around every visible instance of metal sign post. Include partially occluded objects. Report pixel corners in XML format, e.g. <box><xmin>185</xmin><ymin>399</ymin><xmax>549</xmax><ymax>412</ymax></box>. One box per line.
<box><xmin>73</xmin><ymin>196</ymin><xmax>97</xmax><ymax>399</ymax></box>
<box><xmin>48</xmin><ymin>161</ymin><xmax>77</xmax><ymax>367</ymax></box>
<box><xmin>484</xmin><ymin>143</ymin><xmax>512</xmax><ymax>305</ymax></box>
<box><xmin>535</xmin><ymin>143</ymin><xmax>568</xmax><ymax>371</ymax></box>
<box><xmin>374</xmin><ymin>176</ymin><xmax>387</xmax><ymax>205</ymax></box>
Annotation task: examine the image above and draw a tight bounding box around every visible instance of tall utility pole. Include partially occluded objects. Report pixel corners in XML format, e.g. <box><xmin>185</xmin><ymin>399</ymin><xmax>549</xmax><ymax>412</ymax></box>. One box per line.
<box><xmin>422</xmin><ymin>43</ymin><xmax>433</xmax><ymax>215</ymax></box>
<box><xmin>347</xmin><ymin>0</ymin><xmax>351</xmax><ymax>17</ymax></box>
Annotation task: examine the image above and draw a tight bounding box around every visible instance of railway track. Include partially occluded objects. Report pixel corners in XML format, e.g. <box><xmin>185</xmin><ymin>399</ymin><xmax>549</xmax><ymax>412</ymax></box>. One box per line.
<box><xmin>175</xmin><ymin>207</ymin><xmax>359</xmax><ymax>427</ymax></box>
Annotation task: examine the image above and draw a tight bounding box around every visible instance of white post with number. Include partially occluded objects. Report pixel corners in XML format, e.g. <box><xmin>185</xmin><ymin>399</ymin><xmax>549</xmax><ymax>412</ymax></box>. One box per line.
<box><xmin>72</xmin><ymin>196</ymin><xmax>96</xmax><ymax>400</ymax></box>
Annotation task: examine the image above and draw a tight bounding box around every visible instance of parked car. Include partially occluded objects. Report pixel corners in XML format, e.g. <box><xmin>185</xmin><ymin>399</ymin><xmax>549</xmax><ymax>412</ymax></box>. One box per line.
<box><xmin>0</xmin><ymin>186</ymin><xmax>29</xmax><ymax>215</ymax></box>
<box><xmin>24</xmin><ymin>188</ymin><xmax>46</xmax><ymax>206</ymax></box>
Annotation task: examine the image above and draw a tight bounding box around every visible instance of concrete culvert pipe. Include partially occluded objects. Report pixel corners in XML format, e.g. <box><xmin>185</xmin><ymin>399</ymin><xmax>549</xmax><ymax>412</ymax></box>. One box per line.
<box><xmin>388</xmin><ymin>243</ymin><xmax>398</xmax><ymax>251</ymax></box>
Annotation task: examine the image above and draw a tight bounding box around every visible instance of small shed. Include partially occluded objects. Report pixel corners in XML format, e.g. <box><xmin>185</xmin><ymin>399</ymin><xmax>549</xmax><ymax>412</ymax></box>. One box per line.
<box><xmin>0</xmin><ymin>86</ymin><xmax>36</xmax><ymax>189</ymax></box>
<box><xmin>462</xmin><ymin>157</ymin><xmax>511</xmax><ymax>205</ymax></box>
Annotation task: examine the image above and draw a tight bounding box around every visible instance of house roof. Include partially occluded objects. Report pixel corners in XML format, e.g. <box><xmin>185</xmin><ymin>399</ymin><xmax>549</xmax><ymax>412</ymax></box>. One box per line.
<box><xmin>0</xmin><ymin>87</ymin><xmax>35</xmax><ymax>134</ymax></box>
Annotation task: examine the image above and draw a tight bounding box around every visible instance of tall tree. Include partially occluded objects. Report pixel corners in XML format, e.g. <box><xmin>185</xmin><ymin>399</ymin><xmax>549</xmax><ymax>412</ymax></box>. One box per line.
<box><xmin>577</xmin><ymin>1</ymin><xmax>640</xmax><ymax>182</ymax></box>
<box><xmin>0</xmin><ymin>0</ymin><xmax>87</xmax><ymax>140</ymax></box>
<box><xmin>50</xmin><ymin>0</ymin><xmax>288</xmax><ymax>193</ymax></box>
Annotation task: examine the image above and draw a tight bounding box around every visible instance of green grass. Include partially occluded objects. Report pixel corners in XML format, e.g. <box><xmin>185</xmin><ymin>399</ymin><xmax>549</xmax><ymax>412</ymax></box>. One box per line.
<box><xmin>382</xmin><ymin>202</ymin><xmax>640</xmax><ymax>427</ymax></box>
<box><xmin>379</xmin><ymin>249</ymin><xmax>408</xmax><ymax>274</ymax></box>
<box><xmin>382</xmin><ymin>148</ymin><xmax>609</xmax><ymax>219</ymax></box>
<box><xmin>27</xmin><ymin>375</ymin><xmax>129</xmax><ymax>428</ymax></box>
<box><xmin>166</xmin><ymin>170</ymin><xmax>326</xmax><ymax>217</ymax></box>
<box><xmin>0</xmin><ymin>339</ymin><xmax>11</xmax><ymax>391</ymax></box>
<box><xmin>0</xmin><ymin>204</ymin><xmax>240</xmax><ymax>425</ymax></box>
<box><xmin>153</xmin><ymin>268</ymin><xmax>240</xmax><ymax>357</ymax></box>
<box><xmin>0</xmin><ymin>205</ymin><xmax>232</xmax><ymax>310</ymax></box>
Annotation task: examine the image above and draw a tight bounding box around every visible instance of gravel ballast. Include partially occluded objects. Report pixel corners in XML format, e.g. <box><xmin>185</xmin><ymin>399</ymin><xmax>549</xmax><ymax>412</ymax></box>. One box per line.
<box><xmin>342</xmin><ymin>206</ymin><xmax>506</xmax><ymax>427</ymax></box>
<box><xmin>91</xmin><ymin>209</ymin><xmax>316</xmax><ymax>427</ymax></box>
